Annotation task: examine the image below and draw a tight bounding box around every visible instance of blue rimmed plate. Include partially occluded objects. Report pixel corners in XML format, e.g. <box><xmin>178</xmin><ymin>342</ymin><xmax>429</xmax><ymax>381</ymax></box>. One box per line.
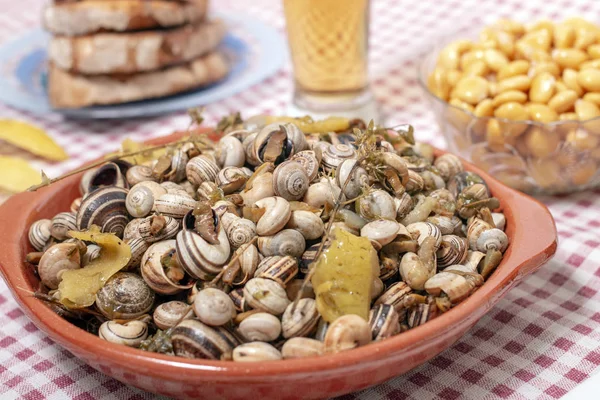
<box><xmin>0</xmin><ymin>14</ymin><xmax>286</xmax><ymax>119</ymax></box>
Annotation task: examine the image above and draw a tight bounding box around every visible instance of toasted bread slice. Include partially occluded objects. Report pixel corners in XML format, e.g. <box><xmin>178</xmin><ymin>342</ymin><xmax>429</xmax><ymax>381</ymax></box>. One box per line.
<box><xmin>44</xmin><ymin>0</ymin><xmax>209</xmax><ymax>36</ymax></box>
<box><xmin>49</xmin><ymin>19</ymin><xmax>225</xmax><ymax>75</ymax></box>
<box><xmin>48</xmin><ymin>50</ymin><xmax>229</xmax><ymax>108</ymax></box>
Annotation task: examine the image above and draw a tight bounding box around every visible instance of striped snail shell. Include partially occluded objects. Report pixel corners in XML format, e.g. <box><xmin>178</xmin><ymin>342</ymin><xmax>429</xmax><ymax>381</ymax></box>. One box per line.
<box><xmin>124</xmin><ymin>237</ymin><xmax>150</xmax><ymax>269</ymax></box>
<box><xmin>321</xmin><ymin>143</ymin><xmax>356</xmax><ymax>173</ymax></box>
<box><xmin>243</xmin><ymin>132</ymin><xmax>261</xmax><ymax>167</ymax></box>
<box><xmin>186</xmin><ymin>155</ymin><xmax>220</xmax><ymax>186</ymax></box>
<box><xmin>323</xmin><ymin>314</ymin><xmax>371</xmax><ymax>354</ymax></box>
<box><xmin>153</xmin><ymin>301</ymin><xmax>192</xmax><ymax>330</ymax></box>
<box><xmin>434</xmin><ymin>153</ymin><xmax>463</xmax><ymax>181</ymax></box>
<box><xmin>406</xmin><ymin>222</ymin><xmax>442</xmax><ymax>248</ymax></box>
<box><xmin>167</xmin><ymin>149</ymin><xmax>189</xmax><ymax>183</ymax></box>
<box><xmin>253</xmin><ymin>123</ymin><xmax>306</xmax><ymax>165</ymax></box>
<box><xmin>95</xmin><ymin>272</ymin><xmax>155</xmax><ymax>319</ymax></box>
<box><xmin>281</xmin><ymin>298</ymin><xmax>319</xmax><ymax>339</ymax></box>
<box><xmin>290</xmin><ymin>150</ymin><xmax>320</xmax><ymax>182</ymax></box>
<box><xmin>467</xmin><ymin>218</ymin><xmax>493</xmax><ymax>251</ymax></box>
<box><xmin>125</xmin><ymin>185</ymin><xmax>154</xmax><ymax>218</ymax></box>
<box><xmin>176</xmin><ymin>210</ymin><xmax>231</xmax><ymax>280</ymax></box>
<box><xmin>38</xmin><ymin>242</ymin><xmax>82</xmax><ymax>289</ymax></box>
<box><xmin>77</xmin><ymin>187</ymin><xmax>129</xmax><ymax>238</ymax></box>
<box><xmin>82</xmin><ymin>244</ymin><xmax>101</xmax><ymax>266</ymax></box>
<box><xmin>197</xmin><ymin>181</ymin><xmax>221</xmax><ymax>202</ymax></box>
<box><xmin>476</xmin><ymin>228</ymin><xmax>509</xmax><ymax>253</ymax></box>
<box><xmin>256</xmin><ymin>255</ymin><xmax>298</xmax><ymax>287</ymax></box>
<box><xmin>221</xmin><ymin>212</ymin><xmax>257</xmax><ymax>248</ymax></box>
<box><xmin>299</xmin><ymin>242</ymin><xmax>320</xmax><ymax>274</ymax></box>
<box><xmin>374</xmin><ymin>281</ymin><xmax>413</xmax><ymax>314</ymax></box>
<box><xmin>51</xmin><ymin>212</ymin><xmax>78</xmax><ymax>241</ymax></box>
<box><xmin>436</xmin><ymin>235</ymin><xmax>468</xmax><ymax>268</ymax></box>
<box><xmin>229</xmin><ymin>288</ymin><xmax>251</xmax><ymax>312</ymax></box>
<box><xmin>448</xmin><ymin>171</ymin><xmax>489</xmax><ymax>198</ymax></box>
<box><xmin>87</xmin><ymin>161</ymin><xmax>129</xmax><ymax>194</ymax></box>
<box><xmin>272</xmin><ymin>161</ymin><xmax>310</xmax><ymax>201</ymax></box>
<box><xmin>154</xmin><ymin>193</ymin><xmax>198</xmax><ymax>219</ymax></box>
<box><xmin>405</xmin><ymin>170</ymin><xmax>424</xmax><ymax>193</ymax></box>
<box><xmin>424</xmin><ymin>271</ymin><xmax>472</xmax><ymax>304</ymax></box>
<box><xmin>368</xmin><ymin>304</ymin><xmax>400</xmax><ymax>341</ymax></box>
<box><xmin>336</xmin><ymin>159</ymin><xmax>369</xmax><ymax>199</ymax></box>
<box><xmin>217</xmin><ymin>167</ymin><xmax>248</xmax><ymax>194</ymax></box>
<box><xmin>79</xmin><ymin>168</ymin><xmax>97</xmax><ymax>196</ymax></box>
<box><xmin>426</xmin><ymin>215</ymin><xmax>461</xmax><ymax>235</ymax></box>
<box><xmin>126</xmin><ymin>165</ymin><xmax>155</xmax><ymax>186</ymax></box>
<box><xmin>171</xmin><ymin>319</ymin><xmax>240</xmax><ymax>360</ymax></box>
<box><xmin>138</xmin><ymin>215</ymin><xmax>180</xmax><ymax>243</ymax></box>
<box><xmin>141</xmin><ymin>240</ymin><xmax>194</xmax><ymax>295</ymax></box>
<box><xmin>98</xmin><ymin>320</ymin><xmax>148</xmax><ymax>348</ymax></box>
<box><xmin>123</xmin><ymin>218</ymin><xmax>144</xmax><ymax>242</ymax></box>
<box><xmin>70</xmin><ymin>197</ymin><xmax>82</xmax><ymax>214</ymax></box>
<box><xmin>29</xmin><ymin>219</ymin><xmax>51</xmax><ymax>251</ymax></box>
<box><xmin>406</xmin><ymin>301</ymin><xmax>438</xmax><ymax>329</ymax></box>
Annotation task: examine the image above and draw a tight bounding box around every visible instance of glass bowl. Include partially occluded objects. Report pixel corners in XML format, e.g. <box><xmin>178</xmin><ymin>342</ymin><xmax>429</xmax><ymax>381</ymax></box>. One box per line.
<box><xmin>418</xmin><ymin>39</ymin><xmax>600</xmax><ymax>195</ymax></box>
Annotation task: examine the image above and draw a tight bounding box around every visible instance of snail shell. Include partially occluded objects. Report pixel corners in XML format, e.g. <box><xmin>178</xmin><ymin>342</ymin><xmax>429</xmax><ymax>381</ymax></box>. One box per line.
<box><xmin>124</xmin><ymin>237</ymin><xmax>150</xmax><ymax>269</ymax></box>
<box><xmin>273</xmin><ymin>161</ymin><xmax>310</xmax><ymax>201</ymax></box>
<box><xmin>98</xmin><ymin>320</ymin><xmax>148</xmax><ymax>348</ymax></box>
<box><xmin>77</xmin><ymin>187</ymin><xmax>129</xmax><ymax>238</ymax></box>
<box><xmin>38</xmin><ymin>242</ymin><xmax>82</xmax><ymax>289</ymax></box>
<box><xmin>221</xmin><ymin>212</ymin><xmax>257</xmax><ymax>248</ymax></box>
<box><xmin>356</xmin><ymin>189</ymin><xmax>396</xmax><ymax>221</ymax></box>
<box><xmin>257</xmin><ymin>229</ymin><xmax>306</xmax><ymax>258</ymax></box>
<box><xmin>126</xmin><ymin>165</ymin><xmax>155</xmax><ymax>186</ymax></box>
<box><xmin>186</xmin><ymin>155</ymin><xmax>220</xmax><ymax>186</ymax></box>
<box><xmin>462</xmin><ymin>250</ymin><xmax>486</xmax><ymax>272</ymax></box>
<box><xmin>303</xmin><ymin>179</ymin><xmax>343</xmax><ymax>210</ymax></box>
<box><xmin>429</xmin><ymin>188</ymin><xmax>456</xmax><ymax>216</ymax></box>
<box><xmin>160</xmin><ymin>181</ymin><xmax>190</xmax><ymax>196</ymax></box>
<box><xmin>29</xmin><ymin>219</ymin><xmax>51</xmax><ymax>251</ymax></box>
<box><xmin>374</xmin><ymin>281</ymin><xmax>412</xmax><ymax>313</ymax></box>
<box><xmin>394</xmin><ymin>192</ymin><xmax>414</xmax><ymax>220</ymax></box>
<box><xmin>123</xmin><ymin>218</ymin><xmax>143</xmax><ymax>241</ymax></box>
<box><xmin>492</xmin><ymin>212</ymin><xmax>506</xmax><ymax>231</ymax></box>
<box><xmin>467</xmin><ymin>218</ymin><xmax>494</xmax><ymax>250</ymax></box>
<box><xmin>197</xmin><ymin>181</ymin><xmax>221</xmax><ymax>202</ymax></box>
<box><xmin>168</xmin><ymin>149</ymin><xmax>189</xmax><ymax>183</ymax></box>
<box><xmin>217</xmin><ymin>167</ymin><xmax>248</xmax><ymax>194</ymax></box>
<box><xmin>381</xmin><ymin>152</ymin><xmax>409</xmax><ymax>185</ymax></box>
<box><xmin>405</xmin><ymin>170</ymin><xmax>424</xmax><ymax>193</ymax></box>
<box><xmin>281</xmin><ymin>337</ymin><xmax>324</xmax><ymax>359</ymax></box>
<box><xmin>368</xmin><ymin>304</ymin><xmax>400</xmax><ymax>341</ymax></box>
<box><xmin>243</xmin><ymin>132</ymin><xmax>261</xmax><ymax>166</ymax></box>
<box><xmin>176</xmin><ymin>210</ymin><xmax>231</xmax><ymax>280</ymax></box>
<box><xmin>434</xmin><ymin>153</ymin><xmax>463</xmax><ymax>181</ymax></box>
<box><xmin>238</xmin><ymin>312</ymin><xmax>281</xmax><ymax>342</ymax></box>
<box><xmin>426</xmin><ymin>215</ymin><xmax>461</xmax><ymax>235</ymax></box>
<box><xmin>231</xmin><ymin>244</ymin><xmax>260</xmax><ymax>285</ymax></box>
<box><xmin>336</xmin><ymin>159</ymin><xmax>369</xmax><ymax>199</ymax></box>
<box><xmin>290</xmin><ymin>150</ymin><xmax>320</xmax><ymax>182</ymax></box>
<box><xmin>229</xmin><ymin>288</ymin><xmax>251</xmax><ymax>312</ymax></box>
<box><xmin>424</xmin><ymin>271</ymin><xmax>472</xmax><ymax>304</ymax></box>
<box><xmin>448</xmin><ymin>171</ymin><xmax>489</xmax><ymax>198</ymax></box>
<box><xmin>216</xmin><ymin>135</ymin><xmax>245</xmax><ymax>168</ymax></box>
<box><xmin>95</xmin><ymin>272</ymin><xmax>155</xmax><ymax>319</ymax></box>
<box><xmin>361</xmin><ymin>220</ymin><xmax>401</xmax><ymax>247</ymax></box>
<box><xmin>138</xmin><ymin>215</ymin><xmax>180</xmax><ymax>243</ymax></box>
<box><xmin>241</xmin><ymin>173</ymin><xmax>275</xmax><ymax>206</ymax></box>
<box><xmin>299</xmin><ymin>243</ymin><xmax>320</xmax><ymax>274</ymax></box>
<box><xmin>51</xmin><ymin>212</ymin><xmax>78</xmax><ymax>241</ymax></box>
<box><xmin>70</xmin><ymin>197</ymin><xmax>82</xmax><ymax>214</ymax></box>
<box><xmin>153</xmin><ymin>300</ymin><xmax>192</xmax><ymax>330</ymax></box>
<box><xmin>407</xmin><ymin>301</ymin><xmax>438</xmax><ymax>329</ymax></box>
<box><xmin>321</xmin><ymin>143</ymin><xmax>356</xmax><ymax>173</ymax></box>
<box><xmin>285</xmin><ymin>210</ymin><xmax>324</xmax><ymax>240</ymax></box>
<box><xmin>257</xmin><ymin>255</ymin><xmax>298</xmax><ymax>287</ymax></box>
<box><xmin>476</xmin><ymin>228</ymin><xmax>509</xmax><ymax>253</ymax></box>
<box><xmin>243</xmin><ymin>278</ymin><xmax>290</xmax><ymax>316</ymax></box>
<box><xmin>154</xmin><ymin>193</ymin><xmax>198</xmax><ymax>219</ymax></box>
<box><xmin>233</xmin><ymin>342</ymin><xmax>282</xmax><ymax>362</ymax></box>
<box><xmin>254</xmin><ymin>196</ymin><xmax>292</xmax><ymax>236</ymax></box>
<box><xmin>379</xmin><ymin>254</ymin><xmax>399</xmax><ymax>281</ymax></box>
<box><xmin>406</xmin><ymin>222</ymin><xmax>442</xmax><ymax>248</ymax></box>
<box><xmin>193</xmin><ymin>288</ymin><xmax>237</xmax><ymax>326</ymax></box>
<box><xmin>125</xmin><ymin>185</ymin><xmax>154</xmax><ymax>218</ymax></box>
<box><xmin>253</xmin><ymin>123</ymin><xmax>306</xmax><ymax>164</ymax></box>
<box><xmin>79</xmin><ymin>168</ymin><xmax>97</xmax><ymax>196</ymax></box>
<box><xmin>281</xmin><ymin>298</ymin><xmax>319</xmax><ymax>339</ymax></box>
<box><xmin>323</xmin><ymin>314</ymin><xmax>371</xmax><ymax>354</ymax></box>
<box><xmin>436</xmin><ymin>235</ymin><xmax>468</xmax><ymax>268</ymax></box>
<box><xmin>171</xmin><ymin>319</ymin><xmax>240</xmax><ymax>360</ymax></box>
<box><xmin>87</xmin><ymin>162</ymin><xmax>128</xmax><ymax>193</ymax></box>
<box><xmin>141</xmin><ymin>240</ymin><xmax>193</xmax><ymax>295</ymax></box>
<box><xmin>82</xmin><ymin>244</ymin><xmax>101</xmax><ymax>266</ymax></box>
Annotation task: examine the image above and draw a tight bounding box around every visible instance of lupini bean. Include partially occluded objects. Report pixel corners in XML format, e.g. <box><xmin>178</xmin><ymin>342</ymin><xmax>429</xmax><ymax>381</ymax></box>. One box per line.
<box><xmin>548</xmin><ymin>90</ymin><xmax>578</xmax><ymax>113</ymax></box>
<box><xmin>577</xmin><ymin>69</ymin><xmax>600</xmax><ymax>92</ymax></box>
<box><xmin>453</xmin><ymin>76</ymin><xmax>489</xmax><ymax>105</ymax></box>
<box><xmin>529</xmin><ymin>72</ymin><xmax>555</xmax><ymax>103</ymax></box>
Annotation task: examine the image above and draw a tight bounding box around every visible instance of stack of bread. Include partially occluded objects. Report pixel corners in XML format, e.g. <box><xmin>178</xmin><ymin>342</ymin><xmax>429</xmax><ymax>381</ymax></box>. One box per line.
<box><xmin>43</xmin><ymin>0</ymin><xmax>228</xmax><ymax>108</ymax></box>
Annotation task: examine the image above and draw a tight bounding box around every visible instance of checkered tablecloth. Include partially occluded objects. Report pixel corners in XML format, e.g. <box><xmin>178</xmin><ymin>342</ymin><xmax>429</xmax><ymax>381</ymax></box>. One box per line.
<box><xmin>2</xmin><ymin>0</ymin><xmax>600</xmax><ymax>399</ymax></box>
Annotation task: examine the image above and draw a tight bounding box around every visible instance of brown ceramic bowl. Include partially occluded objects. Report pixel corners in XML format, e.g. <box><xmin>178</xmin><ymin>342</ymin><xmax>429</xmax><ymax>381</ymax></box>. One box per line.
<box><xmin>0</xmin><ymin>131</ymin><xmax>557</xmax><ymax>400</ymax></box>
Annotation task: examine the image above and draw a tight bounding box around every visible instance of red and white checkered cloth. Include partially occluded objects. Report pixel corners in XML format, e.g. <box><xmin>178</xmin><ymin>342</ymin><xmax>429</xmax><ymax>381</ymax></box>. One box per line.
<box><xmin>1</xmin><ymin>0</ymin><xmax>600</xmax><ymax>398</ymax></box>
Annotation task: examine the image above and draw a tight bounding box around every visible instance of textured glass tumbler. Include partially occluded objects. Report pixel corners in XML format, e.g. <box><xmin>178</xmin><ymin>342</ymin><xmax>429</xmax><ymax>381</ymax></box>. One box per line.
<box><xmin>283</xmin><ymin>0</ymin><xmax>379</xmax><ymax>122</ymax></box>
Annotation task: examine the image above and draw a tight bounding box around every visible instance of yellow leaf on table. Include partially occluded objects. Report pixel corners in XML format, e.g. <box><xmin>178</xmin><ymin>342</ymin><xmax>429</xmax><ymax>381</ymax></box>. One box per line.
<box><xmin>0</xmin><ymin>120</ymin><xmax>68</xmax><ymax>161</ymax></box>
<box><xmin>58</xmin><ymin>226</ymin><xmax>131</xmax><ymax>309</ymax></box>
<box><xmin>0</xmin><ymin>156</ymin><xmax>42</xmax><ymax>193</ymax></box>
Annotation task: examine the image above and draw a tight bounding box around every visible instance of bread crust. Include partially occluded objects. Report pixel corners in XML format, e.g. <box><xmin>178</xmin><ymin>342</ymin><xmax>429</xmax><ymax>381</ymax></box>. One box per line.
<box><xmin>48</xmin><ymin>20</ymin><xmax>225</xmax><ymax>75</ymax></box>
<box><xmin>48</xmin><ymin>51</ymin><xmax>230</xmax><ymax>108</ymax></box>
<box><xmin>44</xmin><ymin>0</ymin><xmax>209</xmax><ymax>36</ymax></box>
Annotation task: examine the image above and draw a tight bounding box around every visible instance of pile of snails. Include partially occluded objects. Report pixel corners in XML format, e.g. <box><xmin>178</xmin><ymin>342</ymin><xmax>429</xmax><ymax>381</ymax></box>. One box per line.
<box><xmin>26</xmin><ymin>117</ymin><xmax>509</xmax><ymax>362</ymax></box>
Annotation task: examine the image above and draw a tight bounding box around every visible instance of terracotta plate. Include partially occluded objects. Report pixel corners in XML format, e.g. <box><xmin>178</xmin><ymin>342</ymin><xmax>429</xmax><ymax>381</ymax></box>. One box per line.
<box><xmin>0</xmin><ymin>131</ymin><xmax>557</xmax><ymax>400</ymax></box>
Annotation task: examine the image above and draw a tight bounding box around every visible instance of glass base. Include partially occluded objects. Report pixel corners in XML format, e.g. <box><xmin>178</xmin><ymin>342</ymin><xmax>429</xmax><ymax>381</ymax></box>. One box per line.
<box><xmin>286</xmin><ymin>88</ymin><xmax>380</xmax><ymax>123</ymax></box>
